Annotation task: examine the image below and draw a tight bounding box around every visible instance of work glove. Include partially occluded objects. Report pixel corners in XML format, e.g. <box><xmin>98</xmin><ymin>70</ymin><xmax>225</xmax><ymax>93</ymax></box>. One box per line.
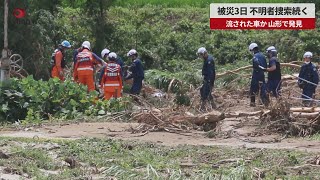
<box><xmin>259</xmin><ymin>65</ymin><xmax>267</xmax><ymax>72</ymax></box>
<box><xmin>98</xmin><ymin>89</ymin><xmax>104</xmax><ymax>98</ymax></box>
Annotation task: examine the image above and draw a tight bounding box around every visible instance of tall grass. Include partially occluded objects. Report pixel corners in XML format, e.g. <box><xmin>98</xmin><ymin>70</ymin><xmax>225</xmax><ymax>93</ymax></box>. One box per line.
<box><xmin>113</xmin><ymin>0</ymin><xmax>292</xmax><ymax>8</ymax></box>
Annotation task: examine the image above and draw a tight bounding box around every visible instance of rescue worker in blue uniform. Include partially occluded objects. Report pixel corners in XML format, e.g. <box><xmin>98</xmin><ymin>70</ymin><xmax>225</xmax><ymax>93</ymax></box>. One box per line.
<box><xmin>298</xmin><ymin>51</ymin><xmax>319</xmax><ymax>107</ymax></box>
<box><xmin>249</xmin><ymin>43</ymin><xmax>269</xmax><ymax>107</ymax></box>
<box><xmin>264</xmin><ymin>46</ymin><xmax>281</xmax><ymax>98</ymax></box>
<box><xmin>125</xmin><ymin>49</ymin><xmax>144</xmax><ymax>95</ymax></box>
<box><xmin>197</xmin><ymin>47</ymin><xmax>216</xmax><ymax>111</ymax></box>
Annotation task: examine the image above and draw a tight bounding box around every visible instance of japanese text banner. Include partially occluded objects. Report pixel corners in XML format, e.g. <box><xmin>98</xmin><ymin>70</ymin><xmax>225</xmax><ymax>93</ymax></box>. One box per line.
<box><xmin>210</xmin><ymin>3</ymin><xmax>315</xmax><ymax>30</ymax></box>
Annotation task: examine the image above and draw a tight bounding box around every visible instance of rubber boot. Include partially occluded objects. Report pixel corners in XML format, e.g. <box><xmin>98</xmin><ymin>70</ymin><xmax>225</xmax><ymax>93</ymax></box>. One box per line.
<box><xmin>200</xmin><ymin>100</ymin><xmax>206</xmax><ymax>111</ymax></box>
<box><xmin>262</xmin><ymin>97</ymin><xmax>270</xmax><ymax>107</ymax></box>
<box><xmin>210</xmin><ymin>100</ymin><xmax>217</xmax><ymax>109</ymax></box>
<box><xmin>250</xmin><ymin>96</ymin><xmax>256</xmax><ymax>107</ymax></box>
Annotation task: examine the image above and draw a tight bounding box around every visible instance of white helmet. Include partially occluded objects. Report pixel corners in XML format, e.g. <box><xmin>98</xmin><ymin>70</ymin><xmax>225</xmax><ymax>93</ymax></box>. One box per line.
<box><xmin>127</xmin><ymin>49</ymin><xmax>137</xmax><ymax>57</ymax></box>
<box><xmin>101</xmin><ymin>48</ymin><xmax>110</xmax><ymax>58</ymax></box>
<box><xmin>197</xmin><ymin>47</ymin><xmax>207</xmax><ymax>55</ymax></box>
<box><xmin>82</xmin><ymin>41</ymin><xmax>91</xmax><ymax>50</ymax></box>
<box><xmin>303</xmin><ymin>51</ymin><xmax>313</xmax><ymax>58</ymax></box>
<box><xmin>108</xmin><ymin>52</ymin><xmax>117</xmax><ymax>60</ymax></box>
<box><xmin>249</xmin><ymin>43</ymin><xmax>258</xmax><ymax>51</ymax></box>
<box><xmin>266</xmin><ymin>46</ymin><xmax>277</xmax><ymax>53</ymax></box>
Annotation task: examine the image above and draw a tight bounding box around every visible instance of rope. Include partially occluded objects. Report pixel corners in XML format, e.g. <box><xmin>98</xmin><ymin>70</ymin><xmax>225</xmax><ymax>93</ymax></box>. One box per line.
<box><xmin>293</xmin><ymin>75</ymin><xmax>319</xmax><ymax>87</ymax></box>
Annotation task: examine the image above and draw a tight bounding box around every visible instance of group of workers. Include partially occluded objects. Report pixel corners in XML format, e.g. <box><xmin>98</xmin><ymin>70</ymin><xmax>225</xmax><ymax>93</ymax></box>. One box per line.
<box><xmin>197</xmin><ymin>43</ymin><xmax>319</xmax><ymax>109</ymax></box>
<box><xmin>50</xmin><ymin>40</ymin><xmax>319</xmax><ymax>107</ymax></box>
<box><xmin>50</xmin><ymin>40</ymin><xmax>144</xmax><ymax>100</ymax></box>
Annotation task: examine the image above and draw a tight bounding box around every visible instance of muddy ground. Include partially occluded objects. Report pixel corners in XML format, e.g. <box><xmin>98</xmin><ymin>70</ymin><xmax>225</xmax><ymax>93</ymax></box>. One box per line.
<box><xmin>2</xmin><ymin>120</ymin><xmax>320</xmax><ymax>153</ymax></box>
<box><xmin>1</xmin><ymin>79</ymin><xmax>320</xmax><ymax>152</ymax></box>
<box><xmin>1</xmin><ymin>79</ymin><xmax>320</xmax><ymax>179</ymax></box>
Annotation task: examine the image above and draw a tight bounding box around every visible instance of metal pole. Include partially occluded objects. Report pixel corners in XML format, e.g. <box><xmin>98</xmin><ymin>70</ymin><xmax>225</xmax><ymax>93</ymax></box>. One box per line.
<box><xmin>4</xmin><ymin>0</ymin><xmax>8</xmax><ymax>49</ymax></box>
<box><xmin>1</xmin><ymin>0</ymin><xmax>9</xmax><ymax>81</ymax></box>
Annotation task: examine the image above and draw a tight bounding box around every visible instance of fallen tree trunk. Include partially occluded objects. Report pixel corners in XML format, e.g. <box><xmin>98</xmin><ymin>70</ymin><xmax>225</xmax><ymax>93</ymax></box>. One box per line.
<box><xmin>280</xmin><ymin>63</ymin><xmax>301</xmax><ymax>69</ymax></box>
<box><xmin>291</xmin><ymin>112</ymin><xmax>320</xmax><ymax>119</ymax></box>
<box><xmin>194</xmin><ymin>111</ymin><xmax>225</xmax><ymax>125</ymax></box>
<box><xmin>290</xmin><ymin>107</ymin><xmax>320</xmax><ymax>113</ymax></box>
<box><xmin>225</xmin><ymin>111</ymin><xmax>268</xmax><ymax>118</ymax></box>
<box><xmin>282</xmin><ymin>73</ymin><xmax>299</xmax><ymax>80</ymax></box>
<box><xmin>173</xmin><ymin>110</ymin><xmax>225</xmax><ymax>125</ymax></box>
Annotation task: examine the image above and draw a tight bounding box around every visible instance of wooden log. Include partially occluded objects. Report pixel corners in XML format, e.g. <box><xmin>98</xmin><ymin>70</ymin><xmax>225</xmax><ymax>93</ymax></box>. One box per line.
<box><xmin>291</xmin><ymin>112</ymin><xmax>320</xmax><ymax>119</ymax></box>
<box><xmin>183</xmin><ymin>110</ymin><xmax>225</xmax><ymax>125</ymax></box>
<box><xmin>280</xmin><ymin>63</ymin><xmax>301</xmax><ymax>69</ymax></box>
<box><xmin>281</xmin><ymin>73</ymin><xmax>299</xmax><ymax>81</ymax></box>
<box><xmin>224</xmin><ymin>111</ymin><xmax>266</xmax><ymax>118</ymax></box>
<box><xmin>290</xmin><ymin>107</ymin><xmax>320</xmax><ymax>113</ymax></box>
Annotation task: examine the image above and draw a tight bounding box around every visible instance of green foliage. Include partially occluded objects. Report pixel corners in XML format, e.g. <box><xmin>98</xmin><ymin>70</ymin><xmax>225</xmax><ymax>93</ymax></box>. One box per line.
<box><xmin>2</xmin><ymin>1</ymin><xmax>319</xmax><ymax>80</ymax></box>
<box><xmin>106</xmin><ymin>6</ymin><xmax>320</xmax><ymax>71</ymax></box>
<box><xmin>174</xmin><ymin>93</ymin><xmax>191</xmax><ymax>106</ymax></box>
<box><xmin>0</xmin><ymin>76</ymin><xmax>127</xmax><ymax>122</ymax></box>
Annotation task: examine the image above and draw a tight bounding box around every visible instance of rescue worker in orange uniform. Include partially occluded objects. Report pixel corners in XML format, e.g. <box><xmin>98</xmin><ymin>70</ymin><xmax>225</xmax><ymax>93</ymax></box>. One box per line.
<box><xmin>50</xmin><ymin>40</ymin><xmax>71</xmax><ymax>81</ymax></box>
<box><xmin>99</xmin><ymin>52</ymin><xmax>123</xmax><ymax>100</ymax></box>
<box><xmin>72</xmin><ymin>46</ymin><xmax>84</xmax><ymax>82</ymax></box>
<box><xmin>74</xmin><ymin>41</ymin><xmax>105</xmax><ymax>91</ymax></box>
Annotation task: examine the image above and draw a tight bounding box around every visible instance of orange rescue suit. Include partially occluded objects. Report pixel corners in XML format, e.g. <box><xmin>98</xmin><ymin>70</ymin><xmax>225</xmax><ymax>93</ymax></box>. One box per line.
<box><xmin>51</xmin><ymin>49</ymin><xmax>65</xmax><ymax>81</ymax></box>
<box><xmin>74</xmin><ymin>49</ymin><xmax>101</xmax><ymax>91</ymax></box>
<box><xmin>100</xmin><ymin>62</ymin><xmax>123</xmax><ymax>100</ymax></box>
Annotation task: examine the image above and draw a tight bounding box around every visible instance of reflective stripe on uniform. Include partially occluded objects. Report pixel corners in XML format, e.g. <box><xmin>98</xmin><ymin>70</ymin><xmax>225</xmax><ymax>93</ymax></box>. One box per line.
<box><xmin>107</xmin><ymin>63</ymin><xmax>118</xmax><ymax>66</ymax></box>
<box><xmin>106</xmin><ymin>67</ymin><xmax>119</xmax><ymax>72</ymax></box>
<box><xmin>77</xmin><ymin>67</ymin><xmax>93</xmax><ymax>71</ymax></box>
<box><xmin>104</xmin><ymin>83</ymin><xmax>120</xmax><ymax>86</ymax></box>
<box><xmin>106</xmin><ymin>72</ymin><xmax>119</xmax><ymax>77</ymax></box>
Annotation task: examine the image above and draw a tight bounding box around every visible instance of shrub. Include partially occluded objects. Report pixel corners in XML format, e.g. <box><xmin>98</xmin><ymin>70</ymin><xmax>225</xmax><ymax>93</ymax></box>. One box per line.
<box><xmin>0</xmin><ymin>76</ymin><xmax>129</xmax><ymax>122</ymax></box>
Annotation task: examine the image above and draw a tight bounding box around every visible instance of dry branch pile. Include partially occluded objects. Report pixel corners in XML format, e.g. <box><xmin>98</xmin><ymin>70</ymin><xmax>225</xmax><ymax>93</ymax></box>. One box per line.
<box><xmin>130</xmin><ymin>107</ymin><xmax>225</xmax><ymax>134</ymax></box>
<box><xmin>126</xmin><ymin>62</ymin><xmax>320</xmax><ymax>137</ymax></box>
<box><xmin>261</xmin><ymin>100</ymin><xmax>320</xmax><ymax>136</ymax></box>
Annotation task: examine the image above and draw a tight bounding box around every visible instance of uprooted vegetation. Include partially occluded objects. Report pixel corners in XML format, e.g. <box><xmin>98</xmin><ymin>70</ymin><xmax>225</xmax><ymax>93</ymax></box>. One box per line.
<box><xmin>262</xmin><ymin>101</ymin><xmax>320</xmax><ymax>137</ymax></box>
<box><xmin>2</xmin><ymin>61</ymin><xmax>320</xmax><ymax>138</ymax></box>
<box><xmin>136</xmin><ymin>61</ymin><xmax>320</xmax><ymax>138</ymax></box>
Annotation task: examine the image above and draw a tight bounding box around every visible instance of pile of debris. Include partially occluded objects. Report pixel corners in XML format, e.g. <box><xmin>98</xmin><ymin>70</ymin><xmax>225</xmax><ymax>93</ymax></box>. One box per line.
<box><xmin>262</xmin><ymin>100</ymin><xmax>320</xmax><ymax>136</ymax></box>
<box><xmin>129</xmin><ymin>107</ymin><xmax>225</xmax><ymax>134</ymax></box>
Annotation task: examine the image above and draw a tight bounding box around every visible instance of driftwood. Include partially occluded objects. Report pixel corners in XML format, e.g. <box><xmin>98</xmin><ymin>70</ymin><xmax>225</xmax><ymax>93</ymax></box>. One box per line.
<box><xmin>191</xmin><ymin>110</ymin><xmax>225</xmax><ymax>125</ymax></box>
<box><xmin>291</xmin><ymin>112</ymin><xmax>320</xmax><ymax>119</ymax></box>
<box><xmin>225</xmin><ymin>111</ymin><xmax>269</xmax><ymax>118</ymax></box>
<box><xmin>216</xmin><ymin>63</ymin><xmax>301</xmax><ymax>78</ymax></box>
<box><xmin>280</xmin><ymin>63</ymin><xmax>301</xmax><ymax>69</ymax></box>
<box><xmin>167</xmin><ymin>110</ymin><xmax>225</xmax><ymax>125</ymax></box>
<box><xmin>290</xmin><ymin>107</ymin><xmax>320</xmax><ymax>113</ymax></box>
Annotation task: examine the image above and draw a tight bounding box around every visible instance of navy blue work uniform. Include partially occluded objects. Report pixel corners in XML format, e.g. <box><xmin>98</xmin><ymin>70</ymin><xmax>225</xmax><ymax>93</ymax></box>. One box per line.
<box><xmin>125</xmin><ymin>58</ymin><xmax>144</xmax><ymax>95</ymax></box>
<box><xmin>200</xmin><ymin>55</ymin><xmax>216</xmax><ymax>102</ymax></box>
<box><xmin>250</xmin><ymin>51</ymin><xmax>269</xmax><ymax>105</ymax></box>
<box><xmin>298</xmin><ymin>62</ymin><xmax>319</xmax><ymax>105</ymax></box>
<box><xmin>267</xmin><ymin>57</ymin><xmax>281</xmax><ymax>97</ymax></box>
<box><xmin>116</xmin><ymin>57</ymin><xmax>125</xmax><ymax>78</ymax></box>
